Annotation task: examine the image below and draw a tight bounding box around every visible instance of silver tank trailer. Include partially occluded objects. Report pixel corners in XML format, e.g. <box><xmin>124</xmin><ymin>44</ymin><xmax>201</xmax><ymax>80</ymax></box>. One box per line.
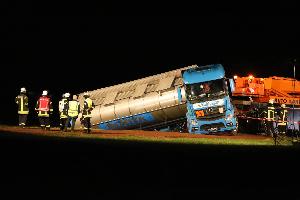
<box><xmin>76</xmin><ymin>65</ymin><xmax>197</xmax><ymax>130</ymax></box>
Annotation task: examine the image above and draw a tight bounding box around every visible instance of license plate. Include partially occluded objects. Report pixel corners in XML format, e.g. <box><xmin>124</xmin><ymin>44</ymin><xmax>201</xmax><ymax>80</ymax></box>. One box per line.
<box><xmin>195</xmin><ymin>110</ymin><xmax>205</xmax><ymax>117</ymax></box>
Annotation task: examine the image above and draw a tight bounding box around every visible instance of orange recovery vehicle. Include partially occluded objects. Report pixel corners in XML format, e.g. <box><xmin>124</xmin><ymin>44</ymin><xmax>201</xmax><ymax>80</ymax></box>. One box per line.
<box><xmin>231</xmin><ymin>75</ymin><xmax>300</xmax><ymax>134</ymax></box>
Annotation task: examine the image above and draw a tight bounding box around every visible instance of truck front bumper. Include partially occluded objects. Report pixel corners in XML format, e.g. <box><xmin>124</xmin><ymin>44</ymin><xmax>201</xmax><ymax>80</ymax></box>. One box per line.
<box><xmin>189</xmin><ymin>118</ymin><xmax>237</xmax><ymax>134</ymax></box>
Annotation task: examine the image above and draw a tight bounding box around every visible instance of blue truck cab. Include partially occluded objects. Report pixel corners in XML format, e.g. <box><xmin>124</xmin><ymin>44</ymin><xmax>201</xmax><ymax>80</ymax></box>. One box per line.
<box><xmin>181</xmin><ymin>64</ymin><xmax>237</xmax><ymax>134</ymax></box>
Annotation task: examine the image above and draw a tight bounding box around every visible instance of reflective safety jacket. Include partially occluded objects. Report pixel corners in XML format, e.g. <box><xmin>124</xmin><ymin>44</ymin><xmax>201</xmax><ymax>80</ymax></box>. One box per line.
<box><xmin>82</xmin><ymin>98</ymin><xmax>95</xmax><ymax>118</ymax></box>
<box><xmin>35</xmin><ymin>96</ymin><xmax>53</xmax><ymax>117</ymax></box>
<box><xmin>278</xmin><ymin>108</ymin><xmax>288</xmax><ymax>126</ymax></box>
<box><xmin>15</xmin><ymin>94</ymin><xmax>29</xmax><ymax>114</ymax></box>
<box><xmin>67</xmin><ymin>100</ymin><xmax>80</xmax><ymax>117</ymax></box>
<box><xmin>267</xmin><ymin>103</ymin><xmax>275</xmax><ymax>121</ymax></box>
<box><xmin>59</xmin><ymin>98</ymin><xmax>68</xmax><ymax>118</ymax></box>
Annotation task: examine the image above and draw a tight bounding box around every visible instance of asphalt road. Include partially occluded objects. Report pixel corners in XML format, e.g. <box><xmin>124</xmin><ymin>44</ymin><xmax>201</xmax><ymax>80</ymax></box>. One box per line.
<box><xmin>1</xmin><ymin>131</ymin><xmax>299</xmax><ymax>199</ymax></box>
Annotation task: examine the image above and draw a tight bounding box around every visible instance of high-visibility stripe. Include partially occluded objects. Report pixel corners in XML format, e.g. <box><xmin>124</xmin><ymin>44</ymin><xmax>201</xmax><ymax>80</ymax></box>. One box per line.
<box><xmin>21</xmin><ymin>96</ymin><xmax>23</xmax><ymax>112</ymax></box>
<box><xmin>38</xmin><ymin>111</ymin><xmax>49</xmax><ymax>117</ymax></box>
<box><xmin>19</xmin><ymin>111</ymin><xmax>29</xmax><ymax>114</ymax></box>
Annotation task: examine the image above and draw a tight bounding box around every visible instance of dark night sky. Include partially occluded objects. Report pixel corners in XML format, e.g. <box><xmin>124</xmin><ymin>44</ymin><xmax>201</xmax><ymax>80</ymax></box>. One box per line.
<box><xmin>1</xmin><ymin>2</ymin><xmax>300</xmax><ymax>125</ymax></box>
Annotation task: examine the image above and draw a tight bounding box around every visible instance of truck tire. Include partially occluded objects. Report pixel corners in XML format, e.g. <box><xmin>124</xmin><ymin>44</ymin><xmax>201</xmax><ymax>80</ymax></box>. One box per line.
<box><xmin>231</xmin><ymin>129</ymin><xmax>238</xmax><ymax>136</ymax></box>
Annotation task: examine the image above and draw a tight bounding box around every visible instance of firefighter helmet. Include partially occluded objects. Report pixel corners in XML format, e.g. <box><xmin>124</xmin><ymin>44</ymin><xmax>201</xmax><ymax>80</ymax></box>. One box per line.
<box><xmin>269</xmin><ymin>99</ymin><xmax>274</xmax><ymax>104</ymax></box>
<box><xmin>83</xmin><ymin>92</ymin><xmax>90</xmax><ymax>97</ymax></box>
<box><xmin>42</xmin><ymin>90</ymin><xmax>48</xmax><ymax>96</ymax></box>
<box><xmin>65</xmin><ymin>93</ymin><xmax>70</xmax><ymax>98</ymax></box>
<box><xmin>20</xmin><ymin>87</ymin><xmax>26</xmax><ymax>93</ymax></box>
<box><xmin>281</xmin><ymin>104</ymin><xmax>286</xmax><ymax>108</ymax></box>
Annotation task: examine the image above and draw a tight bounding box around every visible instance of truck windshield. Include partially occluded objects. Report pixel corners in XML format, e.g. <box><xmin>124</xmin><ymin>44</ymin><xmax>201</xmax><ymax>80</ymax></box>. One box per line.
<box><xmin>185</xmin><ymin>79</ymin><xmax>227</xmax><ymax>101</ymax></box>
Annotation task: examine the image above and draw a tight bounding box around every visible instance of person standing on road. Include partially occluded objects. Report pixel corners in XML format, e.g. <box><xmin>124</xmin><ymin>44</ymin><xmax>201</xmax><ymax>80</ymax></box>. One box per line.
<box><xmin>64</xmin><ymin>94</ymin><xmax>80</xmax><ymax>132</ymax></box>
<box><xmin>82</xmin><ymin>92</ymin><xmax>95</xmax><ymax>133</ymax></box>
<box><xmin>35</xmin><ymin>90</ymin><xmax>53</xmax><ymax>131</ymax></box>
<box><xmin>277</xmin><ymin>104</ymin><xmax>288</xmax><ymax>134</ymax></box>
<box><xmin>59</xmin><ymin>92</ymin><xmax>70</xmax><ymax>131</ymax></box>
<box><xmin>15</xmin><ymin>87</ymin><xmax>29</xmax><ymax>128</ymax></box>
<box><xmin>266</xmin><ymin>99</ymin><xmax>275</xmax><ymax>136</ymax></box>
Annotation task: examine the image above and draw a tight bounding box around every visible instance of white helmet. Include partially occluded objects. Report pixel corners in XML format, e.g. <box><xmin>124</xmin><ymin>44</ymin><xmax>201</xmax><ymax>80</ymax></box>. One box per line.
<box><xmin>83</xmin><ymin>92</ymin><xmax>90</xmax><ymax>97</ymax></box>
<box><xmin>65</xmin><ymin>93</ymin><xmax>70</xmax><ymax>98</ymax></box>
<box><xmin>269</xmin><ymin>99</ymin><xmax>274</xmax><ymax>104</ymax></box>
<box><xmin>42</xmin><ymin>90</ymin><xmax>48</xmax><ymax>96</ymax></box>
<box><xmin>20</xmin><ymin>87</ymin><xmax>26</xmax><ymax>93</ymax></box>
<box><xmin>281</xmin><ymin>104</ymin><xmax>286</xmax><ymax>108</ymax></box>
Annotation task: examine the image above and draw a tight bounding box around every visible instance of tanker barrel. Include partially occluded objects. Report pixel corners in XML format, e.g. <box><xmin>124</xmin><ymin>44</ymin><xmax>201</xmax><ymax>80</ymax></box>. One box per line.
<box><xmin>74</xmin><ymin>64</ymin><xmax>196</xmax><ymax>130</ymax></box>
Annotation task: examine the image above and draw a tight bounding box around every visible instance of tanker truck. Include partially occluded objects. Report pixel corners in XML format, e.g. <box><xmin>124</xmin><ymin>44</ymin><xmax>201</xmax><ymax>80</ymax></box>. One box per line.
<box><xmin>76</xmin><ymin>64</ymin><xmax>237</xmax><ymax>134</ymax></box>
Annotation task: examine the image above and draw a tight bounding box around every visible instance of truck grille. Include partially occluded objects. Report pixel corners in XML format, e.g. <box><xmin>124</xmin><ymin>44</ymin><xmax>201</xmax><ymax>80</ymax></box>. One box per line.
<box><xmin>200</xmin><ymin>123</ymin><xmax>225</xmax><ymax>131</ymax></box>
<box><xmin>195</xmin><ymin>106</ymin><xmax>226</xmax><ymax>120</ymax></box>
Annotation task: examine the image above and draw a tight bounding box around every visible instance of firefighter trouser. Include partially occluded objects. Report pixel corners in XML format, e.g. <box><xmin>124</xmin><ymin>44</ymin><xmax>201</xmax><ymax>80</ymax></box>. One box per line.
<box><xmin>18</xmin><ymin>114</ymin><xmax>28</xmax><ymax>126</ymax></box>
<box><xmin>266</xmin><ymin>121</ymin><xmax>274</xmax><ymax>135</ymax></box>
<box><xmin>278</xmin><ymin>124</ymin><xmax>287</xmax><ymax>134</ymax></box>
<box><xmin>83</xmin><ymin>117</ymin><xmax>91</xmax><ymax>133</ymax></box>
<box><xmin>39</xmin><ymin>117</ymin><xmax>50</xmax><ymax>130</ymax></box>
<box><xmin>65</xmin><ymin>117</ymin><xmax>77</xmax><ymax>131</ymax></box>
<box><xmin>60</xmin><ymin>118</ymin><xmax>68</xmax><ymax>130</ymax></box>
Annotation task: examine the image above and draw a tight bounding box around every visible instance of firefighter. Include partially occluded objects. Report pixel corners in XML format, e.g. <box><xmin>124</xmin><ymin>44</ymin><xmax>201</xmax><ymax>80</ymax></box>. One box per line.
<box><xmin>266</xmin><ymin>99</ymin><xmax>275</xmax><ymax>136</ymax></box>
<box><xmin>59</xmin><ymin>93</ymin><xmax>70</xmax><ymax>131</ymax></box>
<box><xmin>35</xmin><ymin>90</ymin><xmax>53</xmax><ymax>130</ymax></box>
<box><xmin>64</xmin><ymin>94</ymin><xmax>80</xmax><ymax>132</ymax></box>
<box><xmin>15</xmin><ymin>87</ymin><xmax>29</xmax><ymax>128</ymax></box>
<box><xmin>82</xmin><ymin>92</ymin><xmax>95</xmax><ymax>133</ymax></box>
<box><xmin>277</xmin><ymin>104</ymin><xmax>288</xmax><ymax>134</ymax></box>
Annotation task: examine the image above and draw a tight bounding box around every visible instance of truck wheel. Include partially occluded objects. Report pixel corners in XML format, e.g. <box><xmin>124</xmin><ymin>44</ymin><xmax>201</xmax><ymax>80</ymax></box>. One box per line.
<box><xmin>231</xmin><ymin>122</ymin><xmax>239</xmax><ymax>136</ymax></box>
<box><xmin>231</xmin><ymin>129</ymin><xmax>238</xmax><ymax>136</ymax></box>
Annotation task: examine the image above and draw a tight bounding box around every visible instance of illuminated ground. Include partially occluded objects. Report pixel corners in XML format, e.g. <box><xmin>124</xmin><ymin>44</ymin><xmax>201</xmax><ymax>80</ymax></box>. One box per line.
<box><xmin>0</xmin><ymin>125</ymin><xmax>276</xmax><ymax>145</ymax></box>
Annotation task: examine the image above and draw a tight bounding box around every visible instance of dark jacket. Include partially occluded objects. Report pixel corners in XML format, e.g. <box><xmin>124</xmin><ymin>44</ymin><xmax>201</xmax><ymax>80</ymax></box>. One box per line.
<box><xmin>15</xmin><ymin>93</ymin><xmax>29</xmax><ymax>114</ymax></box>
